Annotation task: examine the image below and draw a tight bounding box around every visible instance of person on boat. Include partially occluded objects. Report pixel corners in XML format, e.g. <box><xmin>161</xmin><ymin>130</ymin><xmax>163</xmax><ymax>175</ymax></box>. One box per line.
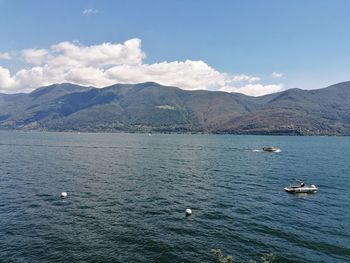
<box><xmin>300</xmin><ymin>182</ymin><xmax>305</xmax><ymax>187</ymax></box>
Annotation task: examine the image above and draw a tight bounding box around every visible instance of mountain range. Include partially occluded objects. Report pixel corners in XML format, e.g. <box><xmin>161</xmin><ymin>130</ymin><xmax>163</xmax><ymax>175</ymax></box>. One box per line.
<box><xmin>0</xmin><ymin>81</ymin><xmax>350</xmax><ymax>135</ymax></box>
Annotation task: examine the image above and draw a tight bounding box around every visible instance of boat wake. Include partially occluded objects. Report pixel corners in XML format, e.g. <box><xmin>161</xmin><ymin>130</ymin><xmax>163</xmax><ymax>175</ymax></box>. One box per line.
<box><xmin>252</xmin><ymin>149</ymin><xmax>281</xmax><ymax>153</ymax></box>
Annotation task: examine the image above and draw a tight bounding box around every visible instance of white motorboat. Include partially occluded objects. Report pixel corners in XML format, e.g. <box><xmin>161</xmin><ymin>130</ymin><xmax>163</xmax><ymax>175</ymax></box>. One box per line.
<box><xmin>262</xmin><ymin>147</ymin><xmax>280</xmax><ymax>152</ymax></box>
<box><xmin>284</xmin><ymin>181</ymin><xmax>318</xmax><ymax>193</ymax></box>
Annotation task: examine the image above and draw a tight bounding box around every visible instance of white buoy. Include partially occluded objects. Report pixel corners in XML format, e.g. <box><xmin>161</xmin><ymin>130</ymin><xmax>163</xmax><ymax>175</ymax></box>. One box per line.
<box><xmin>60</xmin><ymin>192</ymin><xmax>68</xmax><ymax>198</ymax></box>
<box><xmin>185</xmin><ymin>208</ymin><xmax>192</xmax><ymax>216</ymax></box>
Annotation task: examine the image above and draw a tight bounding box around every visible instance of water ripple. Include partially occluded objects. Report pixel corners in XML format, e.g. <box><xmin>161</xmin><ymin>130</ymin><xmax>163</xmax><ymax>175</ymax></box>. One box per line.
<box><xmin>0</xmin><ymin>132</ymin><xmax>349</xmax><ymax>262</ymax></box>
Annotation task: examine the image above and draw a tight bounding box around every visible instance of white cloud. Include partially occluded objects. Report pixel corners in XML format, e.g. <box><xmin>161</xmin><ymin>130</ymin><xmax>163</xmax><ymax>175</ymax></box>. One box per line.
<box><xmin>229</xmin><ymin>74</ymin><xmax>260</xmax><ymax>83</ymax></box>
<box><xmin>0</xmin><ymin>52</ymin><xmax>11</xmax><ymax>60</ymax></box>
<box><xmin>21</xmin><ymin>49</ymin><xmax>49</xmax><ymax>65</ymax></box>
<box><xmin>50</xmin><ymin>38</ymin><xmax>144</xmax><ymax>67</ymax></box>
<box><xmin>105</xmin><ymin>60</ymin><xmax>225</xmax><ymax>90</ymax></box>
<box><xmin>0</xmin><ymin>66</ymin><xmax>16</xmax><ymax>91</ymax></box>
<box><xmin>271</xmin><ymin>71</ymin><xmax>284</xmax><ymax>78</ymax></box>
<box><xmin>82</xmin><ymin>8</ymin><xmax>99</xmax><ymax>16</ymax></box>
<box><xmin>219</xmin><ymin>83</ymin><xmax>284</xmax><ymax>97</ymax></box>
<box><xmin>14</xmin><ymin>66</ymin><xmax>48</xmax><ymax>91</ymax></box>
<box><xmin>0</xmin><ymin>38</ymin><xmax>285</xmax><ymax>96</ymax></box>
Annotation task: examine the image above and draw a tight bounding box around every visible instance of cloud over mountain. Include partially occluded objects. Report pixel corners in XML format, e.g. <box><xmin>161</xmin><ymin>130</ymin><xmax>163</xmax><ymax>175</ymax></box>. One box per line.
<box><xmin>0</xmin><ymin>67</ymin><xmax>15</xmax><ymax>88</ymax></box>
<box><xmin>0</xmin><ymin>38</ymin><xmax>283</xmax><ymax>96</ymax></box>
<box><xmin>219</xmin><ymin>83</ymin><xmax>284</xmax><ymax>97</ymax></box>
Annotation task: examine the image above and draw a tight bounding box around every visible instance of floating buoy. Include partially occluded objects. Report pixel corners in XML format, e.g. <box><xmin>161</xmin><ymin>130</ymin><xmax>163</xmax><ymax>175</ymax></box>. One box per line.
<box><xmin>185</xmin><ymin>208</ymin><xmax>192</xmax><ymax>216</ymax></box>
<box><xmin>60</xmin><ymin>192</ymin><xmax>68</xmax><ymax>198</ymax></box>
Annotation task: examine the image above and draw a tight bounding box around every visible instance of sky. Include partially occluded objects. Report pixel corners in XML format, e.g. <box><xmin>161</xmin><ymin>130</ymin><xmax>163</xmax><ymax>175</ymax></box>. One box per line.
<box><xmin>0</xmin><ymin>0</ymin><xmax>349</xmax><ymax>96</ymax></box>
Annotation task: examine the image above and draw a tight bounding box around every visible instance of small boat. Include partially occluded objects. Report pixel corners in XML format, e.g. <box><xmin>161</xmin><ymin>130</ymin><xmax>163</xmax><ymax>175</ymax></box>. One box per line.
<box><xmin>262</xmin><ymin>147</ymin><xmax>280</xmax><ymax>152</ymax></box>
<box><xmin>284</xmin><ymin>181</ymin><xmax>318</xmax><ymax>193</ymax></box>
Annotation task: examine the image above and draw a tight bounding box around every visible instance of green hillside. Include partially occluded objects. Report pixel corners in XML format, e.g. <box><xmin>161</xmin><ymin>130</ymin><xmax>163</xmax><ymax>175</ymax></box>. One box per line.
<box><xmin>1</xmin><ymin>81</ymin><xmax>349</xmax><ymax>135</ymax></box>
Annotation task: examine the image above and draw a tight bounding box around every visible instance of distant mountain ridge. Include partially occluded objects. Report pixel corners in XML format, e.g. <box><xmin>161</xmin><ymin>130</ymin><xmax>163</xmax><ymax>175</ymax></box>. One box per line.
<box><xmin>1</xmin><ymin>81</ymin><xmax>350</xmax><ymax>135</ymax></box>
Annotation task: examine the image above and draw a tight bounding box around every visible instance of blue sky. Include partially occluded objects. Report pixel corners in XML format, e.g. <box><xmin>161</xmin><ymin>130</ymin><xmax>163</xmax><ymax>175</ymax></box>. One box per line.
<box><xmin>0</xmin><ymin>0</ymin><xmax>349</xmax><ymax>95</ymax></box>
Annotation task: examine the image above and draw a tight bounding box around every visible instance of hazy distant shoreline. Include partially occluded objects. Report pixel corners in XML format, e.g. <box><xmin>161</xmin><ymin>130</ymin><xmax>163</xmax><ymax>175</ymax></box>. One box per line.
<box><xmin>1</xmin><ymin>128</ymin><xmax>348</xmax><ymax>137</ymax></box>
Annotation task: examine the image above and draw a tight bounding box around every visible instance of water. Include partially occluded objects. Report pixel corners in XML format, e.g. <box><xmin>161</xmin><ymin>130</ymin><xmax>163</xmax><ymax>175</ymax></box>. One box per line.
<box><xmin>0</xmin><ymin>131</ymin><xmax>349</xmax><ymax>263</ymax></box>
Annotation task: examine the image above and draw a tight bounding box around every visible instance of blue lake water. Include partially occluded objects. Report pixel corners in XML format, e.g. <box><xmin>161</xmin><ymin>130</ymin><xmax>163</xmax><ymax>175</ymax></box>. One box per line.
<box><xmin>0</xmin><ymin>131</ymin><xmax>349</xmax><ymax>262</ymax></box>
